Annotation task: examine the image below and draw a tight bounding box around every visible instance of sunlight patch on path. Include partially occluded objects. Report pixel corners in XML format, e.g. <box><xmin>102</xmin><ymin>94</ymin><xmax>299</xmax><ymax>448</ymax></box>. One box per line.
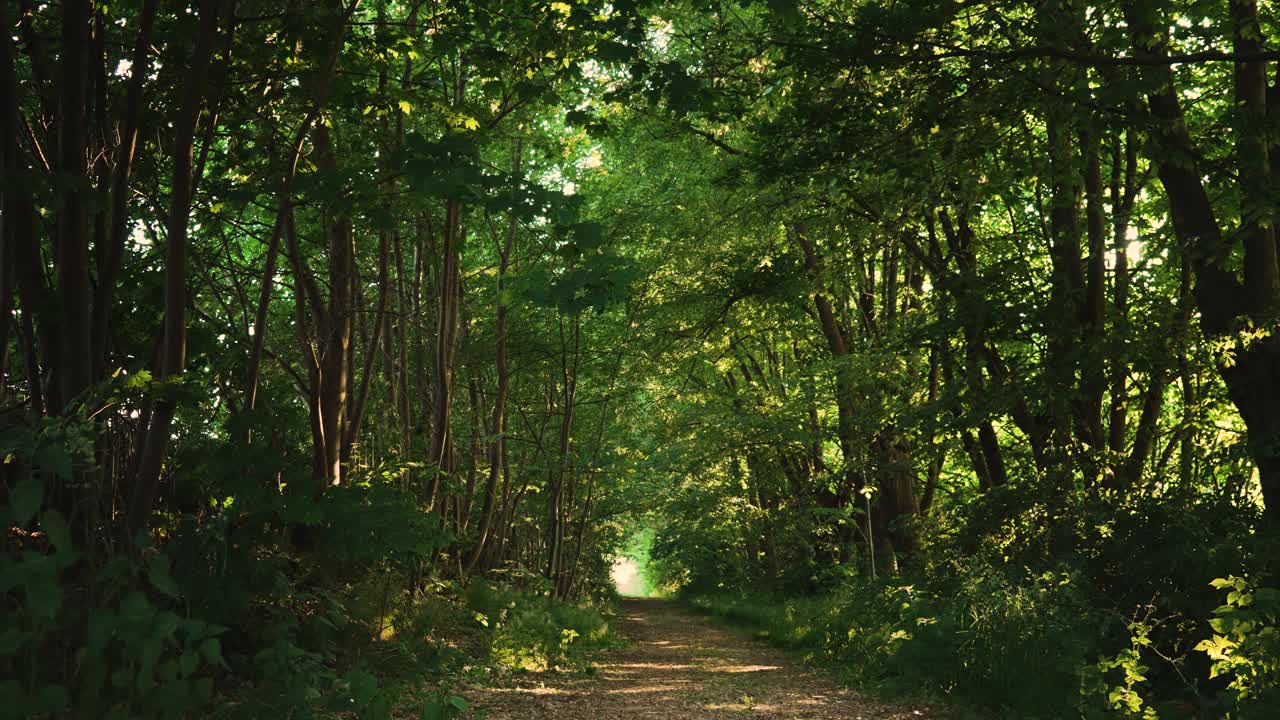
<box><xmin>465</xmin><ymin>598</ymin><xmax>940</xmax><ymax>719</ymax></box>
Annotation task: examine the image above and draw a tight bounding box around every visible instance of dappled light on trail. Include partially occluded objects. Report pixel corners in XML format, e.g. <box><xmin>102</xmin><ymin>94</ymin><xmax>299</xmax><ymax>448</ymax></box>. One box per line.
<box><xmin>466</xmin><ymin>598</ymin><xmax>934</xmax><ymax>719</ymax></box>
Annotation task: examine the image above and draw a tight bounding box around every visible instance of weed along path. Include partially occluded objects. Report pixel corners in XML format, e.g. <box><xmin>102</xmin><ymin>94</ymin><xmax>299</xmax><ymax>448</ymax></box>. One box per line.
<box><xmin>466</xmin><ymin>598</ymin><xmax>937</xmax><ymax>719</ymax></box>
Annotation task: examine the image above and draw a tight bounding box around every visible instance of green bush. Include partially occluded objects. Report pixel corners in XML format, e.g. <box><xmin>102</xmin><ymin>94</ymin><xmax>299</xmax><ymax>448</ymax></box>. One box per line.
<box><xmin>464</xmin><ymin>580</ymin><xmax>612</xmax><ymax>672</ymax></box>
<box><xmin>1</xmin><ymin>479</ymin><xmax>225</xmax><ymax>720</ymax></box>
<box><xmin>688</xmin><ymin>568</ymin><xmax>1097</xmax><ymax>716</ymax></box>
<box><xmin>679</xmin><ymin>482</ymin><xmax>1276</xmax><ymax>718</ymax></box>
<box><xmin>0</xmin><ymin>439</ymin><xmax>461</xmax><ymax>720</ymax></box>
<box><xmin>1194</xmin><ymin>576</ymin><xmax>1280</xmax><ymax>717</ymax></box>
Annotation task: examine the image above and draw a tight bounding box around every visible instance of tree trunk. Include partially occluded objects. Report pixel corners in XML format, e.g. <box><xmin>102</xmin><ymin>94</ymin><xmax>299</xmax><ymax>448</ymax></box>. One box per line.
<box><xmin>1107</xmin><ymin>131</ymin><xmax>1139</xmax><ymax>467</ymax></box>
<box><xmin>1125</xmin><ymin>1</ymin><xmax>1280</xmax><ymax>523</ymax></box>
<box><xmin>0</xmin><ymin>2</ymin><xmax>17</xmax><ymax>397</ymax></box>
<box><xmin>546</xmin><ymin>315</ymin><xmax>580</xmax><ymax>595</ymax></box>
<box><xmin>467</xmin><ymin>144</ymin><xmax>522</xmax><ymax>570</ymax></box>
<box><xmin>91</xmin><ymin>0</ymin><xmax>159</xmax><ymax>381</ymax></box>
<box><xmin>428</xmin><ymin>199</ymin><xmax>464</xmax><ymax>509</ymax></box>
<box><xmin>54</xmin><ymin>0</ymin><xmax>92</xmax><ymax>413</ymax></box>
<box><xmin>1079</xmin><ymin>129</ymin><xmax>1108</xmax><ymax>477</ymax></box>
<box><xmin>126</xmin><ymin>0</ymin><xmax>222</xmax><ymax>538</ymax></box>
<box><xmin>1043</xmin><ymin>96</ymin><xmax>1084</xmax><ymax>493</ymax></box>
<box><xmin>312</xmin><ymin>124</ymin><xmax>353</xmax><ymax>489</ymax></box>
<box><xmin>792</xmin><ymin>225</ymin><xmax>865</xmax><ymax>508</ymax></box>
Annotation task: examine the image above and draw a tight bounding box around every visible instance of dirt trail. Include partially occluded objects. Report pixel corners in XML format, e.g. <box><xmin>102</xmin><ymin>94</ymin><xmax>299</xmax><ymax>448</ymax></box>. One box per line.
<box><xmin>468</xmin><ymin>598</ymin><xmax>938</xmax><ymax>719</ymax></box>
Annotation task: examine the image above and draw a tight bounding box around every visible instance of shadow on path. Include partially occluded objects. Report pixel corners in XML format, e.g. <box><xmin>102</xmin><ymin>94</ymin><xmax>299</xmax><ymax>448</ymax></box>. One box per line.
<box><xmin>467</xmin><ymin>597</ymin><xmax>939</xmax><ymax>719</ymax></box>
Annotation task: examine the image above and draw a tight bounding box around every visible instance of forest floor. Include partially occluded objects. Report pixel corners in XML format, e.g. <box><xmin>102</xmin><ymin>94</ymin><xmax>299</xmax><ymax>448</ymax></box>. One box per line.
<box><xmin>465</xmin><ymin>598</ymin><xmax>941</xmax><ymax>719</ymax></box>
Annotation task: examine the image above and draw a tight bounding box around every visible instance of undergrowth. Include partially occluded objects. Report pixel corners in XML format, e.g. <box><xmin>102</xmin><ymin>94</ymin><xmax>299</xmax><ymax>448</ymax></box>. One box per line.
<box><xmin>1</xmin><ymin>469</ymin><xmax>616</xmax><ymax>720</ymax></box>
<box><xmin>677</xmin><ymin>484</ymin><xmax>1280</xmax><ymax>719</ymax></box>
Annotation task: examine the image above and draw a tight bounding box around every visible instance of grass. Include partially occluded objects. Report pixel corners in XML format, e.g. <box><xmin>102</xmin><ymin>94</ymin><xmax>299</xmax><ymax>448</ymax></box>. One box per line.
<box><xmin>680</xmin><ymin>588</ymin><xmax>1071</xmax><ymax>720</ymax></box>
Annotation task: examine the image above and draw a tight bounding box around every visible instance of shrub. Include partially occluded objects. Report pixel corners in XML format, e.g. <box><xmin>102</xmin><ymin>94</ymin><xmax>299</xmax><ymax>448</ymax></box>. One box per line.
<box><xmin>679</xmin><ymin>481</ymin><xmax>1275</xmax><ymax>718</ymax></box>
<box><xmin>1</xmin><ymin>480</ymin><xmax>225</xmax><ymax>720</ymax></box>
<box><xmin>465</xmin><ymin>581</ymin><xmax>612</xmax><ymax>672</ymax></box>
<box><xmin>1195</xmin><ymin>576</ymin><xmax>1280</xmax><ymax>717</ymax></box>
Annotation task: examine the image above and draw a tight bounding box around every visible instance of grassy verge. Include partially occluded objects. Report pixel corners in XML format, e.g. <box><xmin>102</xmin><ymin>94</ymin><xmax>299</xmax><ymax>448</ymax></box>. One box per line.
<box><xmin>681</xmin><ymin>584</ymin><xmax>1087</xmax><ymax>720</ymax></box>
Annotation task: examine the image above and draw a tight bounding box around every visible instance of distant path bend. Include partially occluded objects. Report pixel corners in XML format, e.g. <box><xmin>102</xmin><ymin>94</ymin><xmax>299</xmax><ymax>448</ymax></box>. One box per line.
<box><xmin>468</xmin><ymin>597</ymin><xmax>938</xmax><ymax>719</ymax></box>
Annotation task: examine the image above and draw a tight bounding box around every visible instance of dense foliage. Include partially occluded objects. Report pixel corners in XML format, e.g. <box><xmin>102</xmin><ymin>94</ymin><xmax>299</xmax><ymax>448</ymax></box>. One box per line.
<box><xmin>3</xmin><ymin>0</ymin><xmax>639</xmax><ymax>716</ymax></box>
<box><xmin>8</xmin><ymin>0</ymin><xmax>1280</xmax><ymax>718</ymax></box>
<box><xmin>603</xmin><ymin>0</ymin><xmax>1280</xmax><ymax>717</ymax></box>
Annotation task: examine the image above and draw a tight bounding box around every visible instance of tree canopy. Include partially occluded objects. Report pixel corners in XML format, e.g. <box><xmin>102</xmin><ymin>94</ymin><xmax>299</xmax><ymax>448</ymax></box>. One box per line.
<box><xmin>6</xmin><ymin>0</ymin><xmax>1280</xmax><ymax>717</ymax></box>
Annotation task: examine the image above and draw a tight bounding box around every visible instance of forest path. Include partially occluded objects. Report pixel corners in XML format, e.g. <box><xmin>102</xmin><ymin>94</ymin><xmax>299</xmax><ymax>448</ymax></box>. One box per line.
<box><xmin>466</xmin><ymin>598</ymin><xmax>938</xmax><ymax>719</ymax></box>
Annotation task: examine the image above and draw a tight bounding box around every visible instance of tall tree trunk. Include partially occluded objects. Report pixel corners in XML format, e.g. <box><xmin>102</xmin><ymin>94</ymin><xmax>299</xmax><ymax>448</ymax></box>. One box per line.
<box><xmin>242</xmin><ymin>195</ymin><xmax>287</xmax><ymax>440</ymax></box>
<box><xmin>400</xmin><ymin>220</ymin><xmax>418</xmax><ymax>475</ymax></box>
<box><xmin>931</xmin><ymin>207</ymin><xmax>1016</xmax><ymax>484</ymax></box>
<box><xmin>1178</xmin><ymin>256</ymin><xmax>1197</xmax><ymax>487</ymax></box>
<box><xmin>90</xmin><ymin>0</ymin><xmax>159</xmax><ymax>381</ymax></box>
<box><xmin>244</xmin><ymin>0</ymin><xmax>355</xmax><ymax>440</ymax></box>
<box><xmin>1107</xmin><ymin>131</ymin><xmax>1139</xmax><ymax>467</ymax></box>
<box><xmin>1125</xmin><ymin>1</ymin><xmax>1280</xmax><ymax>524</ymax></box>
<box><xmin>54</xmin><ymin>0</ymin><xmax>92</xmax><ymax>413</ymax></box>
<box><xmin>126</xmin><ymin>0</ymin><xmax>222</xmax><ymax>538</ymax></box>
<box><xmin>0</xmin><ymin>2</ymin><xmax>17</xmax><ymax>397</ymax></box>
<box><xmin>1079</xmin><ymin>129</ymin><xmax>1107</xmax><ymax>481</ymax></box>
<box><xmin>792</xmin><ymin>223</ymin><xmax>884</xmax><ymax>563</ymax></box>
<box><xmin>428</xmin><ymin>200</ymin><xmax>464</xmax><ymax>510</ymax></box>
<box><xmin>312</xmin><ymin>124</ymin><xmax>353</xmax><ymax>489</ymax></box>
<box><xmin>1043</xmin><ymin>96</ymin><xmax>1084</xmax><ymax>493</ymax></box>
<box><xmin>461</xmin><ymin>373</ymin><xmax>482</xmax><ymax>533</ymax></box>
<box><xmin>1232</xmin><ymin>0</ymin><xmax>1278</xmax><ymax>311</ymax></box>
<box><xmin>427</xmin><ymin>62</ymin><xmax>469</xmax><ymax>510</ymax></box>
<box><xmin>467</xmin><ymin>143</ymin><xmax>522</xmax><ymax>570</ymax></box>
<box><xmin>345</xmin><ymin>230</ymin><xmax>389</xmax><ymax>451</ymax></box>
<box><xmin>546</xmin><ymin>315</ymin><xmax>580</xmax><ymax>596</ymax></box>
<box><xmin>565</xmin><ymin>299</ymin><xmax>639</xmax><ymax>593</ymax></box>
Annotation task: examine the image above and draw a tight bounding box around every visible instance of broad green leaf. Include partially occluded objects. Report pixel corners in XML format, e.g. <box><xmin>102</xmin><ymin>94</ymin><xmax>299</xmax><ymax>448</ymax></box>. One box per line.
<box><xmin>147</xmin><ymin>555</ymin><xmax>181</xmax><ymax>599</ymax></box>
<box><xmin>10</xmin><ymin>477</ymin><xmax>42</xmax><ymax>524</ymax></box>
<box><xmin>41</xmin><ymin>510</ymin><xmax>72</xmax><ymax>553</ymax></box>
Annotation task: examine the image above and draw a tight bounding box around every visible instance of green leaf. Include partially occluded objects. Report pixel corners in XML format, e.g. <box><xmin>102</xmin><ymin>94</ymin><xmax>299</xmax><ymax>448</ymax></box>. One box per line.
<box><xmin>87</xmin><ymin>610</ymin><xmax>118</xmax><ymax>651</ymax></box>
<box><xmin>33</xmin><ymin>683</ymin><xmax>68</xmax><ymax>713</ymax></box>
<box><xmin>27</xmin><ymin>576</ymin><xmax>63</xmax><ymax>621</ymax></box>
<box><xmin>79</xmin><ymin>652</ymin><xmax>108</xmax><ymax>707</ymax></box>
<box><xmin>121</xmin><ymin>590</ymin><xmax>152</xmax><ymax>621</ymax></box>
<box><xmin>147</xmin><ymin>555</ymin><xmax>181</xmax><ymax>599</ymax></box>
<box><xmin>41</xmin><ymin>510</ymin><xmax>73</xmax><ymax>553</ymax></box>
<box><xmin>179</xmin><ymin>649</ymin><xmax>199</xmax><ymax>677</ymax></box>
<box><xmin>199</xmin><ymin>637</ymin><xmax>226</xmax><ymax>669</ymax></box>
<box><xmin>9</xmin><ymin>477</ymin><xmax>42</xmax><ymax>524</ymax></box>
<box><xmin>595</xmin><ymin>40</ymin><xmax>634</xmax><ymax>63</ymax></box>
<box><xmin>33</xmin><ymin>441</ymin><xmax>74</xmax><ymax>480</ymax></box>
<box><xmin>573</xmin><ymin>221</ymin><xmax>604</xmax><ymax>250</ymax></box>
<box><xmin>0</xmin><ymin>627</ymin><xmax>29</xmax><ymax>655</ymax></box>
